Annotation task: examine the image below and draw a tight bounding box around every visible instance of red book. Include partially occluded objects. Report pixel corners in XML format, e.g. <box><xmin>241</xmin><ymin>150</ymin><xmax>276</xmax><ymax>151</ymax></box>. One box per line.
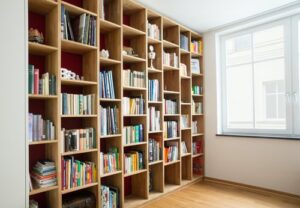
<box><xmin>34</xmin><ymin>68</ymin><xmax>39</xmax><ymax>94</ymax></box>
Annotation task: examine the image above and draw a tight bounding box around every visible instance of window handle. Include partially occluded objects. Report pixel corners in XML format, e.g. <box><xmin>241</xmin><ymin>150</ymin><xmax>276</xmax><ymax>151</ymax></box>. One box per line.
<box><xmin>292</xmin><ymin>92</ymin><xmax>298</xmax><ymax>103</ymax></box>
<box><xmin>286</xmin><ymin>92</ymin><xmax>292</xmax><ymax>103</ymax></box>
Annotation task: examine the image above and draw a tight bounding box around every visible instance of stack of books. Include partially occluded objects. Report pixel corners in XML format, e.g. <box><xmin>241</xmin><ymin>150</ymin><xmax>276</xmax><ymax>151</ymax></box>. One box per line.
<box><xmin>181</xmin><ymin>141</ymin><xmax>188</xmax><ymax>154</ymax></box>
<box><xmin>122</xmin><ymin>96</ymin><xmax>145</xmax><ymax>115</ymax></box>
<box><xmin>28</xmin><ymin>113</ymin><xmax>55</xmax><ymax>142</ymax></box>
<box><xmin>61</xmin><ymin>93</ymin><xmax>95</xmax><ymax>115</ymax></box>
<box><xmin>163</xmin><ymin>121</ymin><xmax>178</xmax><ymax>138</ymax></box>
<box><xmin>31</xmin><ymin>160</ymin><xmax>57</xmax><ymax>189</ymax></box>
<box><xmin>163</xmin><ymin>51</ymin><xmax>179</xmax><ymax>68</ymax></box>
<box><xmin>101</xmin><ymin>185</ymin><xmax>119</xmax><ymax>208</ymax></box>
<box><xmin>148</xmin><ymin>107</ymin><xmax>160</xmax><ymax>132</ymax></box>
<box><xmin>192</xmin><ymin>121</ymin><xmax>198</xmax><ymax>134</ymax></box>
<box><xmin>164</xmin><ymin>142</ymin><xmax>179</xmax><ymax>162</ymax></box>
<box><xmin>124</xmin><ymin>151</ymin><xmax>144</xmax><ymax>174</ymax></box>
<box><xmin>149</xmin><ymin>138</ymin><xmax>162</xmax><ymax>162</ymax></box>
<box><xmin>192</xmin><ymin>100</ymin><xmax>203</xmax><ymax>114</ymax></box>
<box><xmin>190</xmin><ymin>40</ymin><xmax>203</xmax><ymax>55</ymax></box>
<box><xmin>62</xmin><ymin>128</ymin><xmax>96</xmax><ymax>152</ymax></box>
<box><xmin>61</xmin><ymin>157</ymin><xmax>97</xmax><ymax>190</ymax></box>
<box><xmin>28</xmin><ymin>65</ymin><xmax>56</xmax><ymax>95</ymax></box>
<box><xmin>100</xmin><ymin>147</ymin><xmax>119</xmax><ymax>175</ymax></box>
<box><xmin>99</xmin><ymin>70</ymin><xmax>115</xmax><ymax>99</ymax></box>
<box><xmin>193</xmin><ymin>140</ymin><xmax>202</xmax><ymax>155</ymax></box>
<box><xmin>100</xmin><ymin>105</ymin><xmax>119</xmax><ymax>136</ymax></box>
<box><xmin>181</xmin><ymin>114</ymin><xmax>189</xmax><ymax>128</ymax></box>
<box><xmin>123</xmin><ymin>69</ymin><xmax>146</xmax><ymax>88</ymax></box>
<box><xmin>164</xmin><ymin>99</ymin><xmax>178</xmax><ymax>114</ymax></box>
<box><xmin>180</xmin><ymin>34</ymin><xmax>189</xmax><ymax>51</ymax></box>
<box><xmin>192</xmin><ymin>85</ymin><xmax>203</xmax><ymax>95</ymax></box>
<box><xmin>147</xmin><ymin>22</ymin><xmax>160</xmax><ymax>40</ymax></box>
<box><xmin>123</xmin><ymin>124</ymin><xmax>144</xmax><ymax>145</ymax></box>
<box><xmin>61</xmin><ymin>5</ymin><xmax>97</xmax><ymax>46</ymax></box>
<box><xmin>148</xmin><ymin>79</ymin><xmax>160</xmax><ymax>101</ymax></box>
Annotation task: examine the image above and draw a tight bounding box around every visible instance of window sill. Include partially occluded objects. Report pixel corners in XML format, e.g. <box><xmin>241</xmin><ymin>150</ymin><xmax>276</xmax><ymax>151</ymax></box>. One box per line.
<box><xmin>216</xmin><ymin>134</ymin><xmax>300</xmax><ymax>141</ymax></box>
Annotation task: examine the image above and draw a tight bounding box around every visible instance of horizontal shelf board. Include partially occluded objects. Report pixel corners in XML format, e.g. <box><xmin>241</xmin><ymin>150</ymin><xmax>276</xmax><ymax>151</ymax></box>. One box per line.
<box><xmin>148</xmin><ymin>67</ymin><xmax>162</xmax><ymax>73</ymax></box>
<box><xmin>100</xmin><ymin>134</ymin><xmax>122</xmax><ymax>139</ymax></box>
<box><xmin>192</xmin><ymin>114</ymin><xmax>204</xmax><ymax>116</ymax></box>
<box><xmin>123</xmin><ymin>86</ymin><xmax>147</xmax><ymax>91</ymax></box>
<box><xmin>164</xmin><ymin>137</ymin><xmax>180</xmax><ymax>141</ymax></box>
<box><xmin>149</xmin><ymin>160</ymin><xmax>163</xmax><ymax>166</ymax></box>
<box><xmin>163</xmin><ymin>65</ymin><xmax>180</xmax><ymax>71</ymax></box>
<box><xmin>124</xmin><ymin>169</ymin><xmax>147</xmax><ymax>177</ymax></box>
<box><xmin>163</xmin><ymin>40</ymin><xmax>179</xmax><ymax>48</ymax></box>
<box><xmin>124</xmin><ymin>195</ymin><xmax>147</xmax><ymax>208</ymax></box>
<box><xmin>61</xmin><ymin>39</ymin><xmax>97</xmax><ymax>54</ymax></box>
<box><xmin>148</xmin><ymin>130</ymin><xmax>163</xmax><ymax>134</ymax></box>
<box><xmin>99</xmin><ymin>98</ymin><xmax>122</xmax><ymax>102</ymax></box>
<box><xmin>164</xmin><ymin>184</ymin><xmax>181</xmax><ymax>193</ymax></box>
<box><xmin>192</xmin><ymin>73</ymin><xmax>204</xmax><ymax>77</ymax></box>
<box><xmin>163</xmin><ymin>90</ymin><xmax>180</xmax><ymax>94</ymax></box>
<box><xmin>61</xmin><ymin>79</ymin><xmax>97</xmax><ymax>86</ymax></box>
<box><xmin>148</xmin><ymin>37</ymin><xmax>162</xmax><ymax>44</ymax></box>
<box><xmin>123</xmin><ymin>54</ymin><xmax>146</xmax><ymax>63</ymax></box>
<box><xmin>99</xmin><ymin>19</ymin><xmax>121</xmax><ymax>33</ymax></box>
<box><xmin>61</xmin><ymin>115</ymin><xmax>98</xmax><ymax>118</ymax></box>
<box><xmin>61</xmin><ymin>148</ymin><xmax>98</xmax><ymax>156</ymax></box>
<box><xmin>181</xmin><ymin>75</ymin><xmax>191</xmax><ymax>79</ymax></box>
<box><xmin>181</xmin><ymin>102</ymin><xmax>191</xmax><ymax>105</ymax></box>
<box><xmin>181</xmin><ymin>153</ymin><xmax>192</xmax><ymax>157</ymax></box>
<box><xmin>191</xmin><ymin>52</ymin><xmax>202</xmax><ymax>57</ymax></box>
<box><xmin>164</xmin><ymin>114</ymin><xmax>180</xmax><ymax>117</ymax></box>
<box><xmin>192</xmin><ymin>153</ymin><xmax>204</xmax><ymax>158</ymax></box>
<box><xmin>192</xmin><ymin>94</ymin><xmax>204</xmax><ymax>97</ymax></box>
<box><xmin>180</xmin><ymin>48</ymin><xmax>190</xmax><ymax>54</ymax></box>
<box><xmin>123</xmin><ymin>114</ymin><xmax>147</xmax><ymax>117</ymax></box>
<box><xmin>28</xmin><ymin>42</ymin><xmax>57</xmax><ymax>55</ymax></box>
<box><xmin>100</xmin><ymin>170</ymin><xmax>122</xmax><ymax>178</ymax></box>
<box><xmin>123</xmin><ymin>141</ymin><xmax>147</xmax><ymax>147</ymax></box>
<box><xmin>123</xmin><ymin>24</ymin><xmax>146</xmax><ymax>37</ymax></box>
<box><xmin>62</xmin><ymin>1</ymin><xmax>97</xmax><ymax>17</ymax></box>
<box><xmin>181</xmin><ymin>127</ymin><xmax>191</xmax><ymax>130</ymax></box>
<box><xmin>148</xmin><ymin>101</ymin><xmax>162</xmax><ymax>104</ymax></box>
<box><xmin>29</xmin><ymin>140</ymin><xmax>57</xmax><ymax>145</ymax></box>
<box><xmin>99</xmin><ymin>57</ymin><xmax>121</xmax><ymax>65</ymax></box>
<box><xmin>29</xmin><ymin>185</ymin><xmax>58</xmax><ymax>196</ymax></box>
<box><xmin>164</xmin><ymin>160</ymin><xmax>180</xmax><ymax>166</ymax></box>
<box><xmin>192</xmin><ymin>133</ymin><xmax>204</xmax><ymax>137</ymax></box>
<box><xmin>29</xmin><ymin>0</ymin><xmax>58</xmax><ymax>15</ymax></box>
<box><xmin>61</xmin><ymin>182</ymin><xmax>98</xmax><ymax>194</ymax></box>
<box><xmin>28</xmin><ymin>94</ymin><xmax>58</xmax><ymax>99</ymax></box>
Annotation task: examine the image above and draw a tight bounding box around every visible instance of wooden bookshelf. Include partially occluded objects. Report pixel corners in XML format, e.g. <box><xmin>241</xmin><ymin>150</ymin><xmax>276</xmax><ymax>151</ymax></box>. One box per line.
<box><xmin>26</xmin><ymin>0</ymin><xmax>204</xmax><ymax>207</ymax></box>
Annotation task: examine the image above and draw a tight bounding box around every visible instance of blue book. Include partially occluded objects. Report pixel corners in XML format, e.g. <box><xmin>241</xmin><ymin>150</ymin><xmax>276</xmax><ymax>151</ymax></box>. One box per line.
<box><xmin>139</xmin><ymin>124</ymin><xmax>143</xmax><ymax>142</ymax></box>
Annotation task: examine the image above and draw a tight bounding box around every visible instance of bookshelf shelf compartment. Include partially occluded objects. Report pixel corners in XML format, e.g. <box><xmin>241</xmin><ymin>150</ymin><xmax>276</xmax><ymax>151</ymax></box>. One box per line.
<box><xmin>61</xmin><ymin>182</ymin><xmax>98</xmax><ymax>195</ymax></box>
<box><xmin>124</xmin><ymin>169</ymin><xmax>147</xmax><ymax>177</ymax></box>
<box><xmin>29</xmin><ymin>185</ymin><xmax>58</xmax><ymax>196</ymax></box>
<box><xmin>101</xmin><ymin>170</ymin><xmax>123</xmax><ymax>178</ymax></box>
<box><xmin>61</xmin><ymin>39</ymin><xmax>97</xmax><ymax>54</ymax></box>
<box><xmin>29</xmin><ymin>42</ymin><xmax>57</xmax><ymax>55</ymax></box>
<box><xmin>61</xmin><ymin>148</ymin><xmax>98</xmax><ymax>156</ymax></box>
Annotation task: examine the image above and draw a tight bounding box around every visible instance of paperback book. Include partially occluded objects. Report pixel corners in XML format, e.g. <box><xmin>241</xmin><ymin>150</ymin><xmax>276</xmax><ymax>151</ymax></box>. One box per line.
<box><xmin>123</xmin><ymin>124</ymin><xmax>144</xmax><ymax>145</ymax></box>
<box><xmin>28</xmin><ymin>113</ymin><xmax>55</xmax><ymax>142</ymax></box>
<box><xmin>100</xmin><ymin>105</ymin><xmax>119</xmax><ymax>136</ymax></box>
<box><xmin>100</xmin><ymin>147</ymin><xmax>120</xmax><ymax>175</ymax></box>
<box><xmin>124</xmin><ymin>151</ymin><xmax>144</xmax><ymax>174</ymax></box>
<box><xmin>99</xmin><ymin>70</ymin><xmax>115</xmax><ymax>99</ymax></box>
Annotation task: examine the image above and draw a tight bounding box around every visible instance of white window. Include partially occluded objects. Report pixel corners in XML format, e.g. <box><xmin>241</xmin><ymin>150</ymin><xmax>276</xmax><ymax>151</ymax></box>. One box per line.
<box><xmin>219</xmin><ymin>16</ymin><xmax>300</xmax><ymax>137</ymax></box>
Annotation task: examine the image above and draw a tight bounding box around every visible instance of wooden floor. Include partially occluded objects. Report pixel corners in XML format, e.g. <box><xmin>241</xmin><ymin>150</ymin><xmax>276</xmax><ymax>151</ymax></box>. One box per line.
<box><xmin>142</xmin><ymin>181</ymin><xmax>300</xmax><ymax>208</ymax></box>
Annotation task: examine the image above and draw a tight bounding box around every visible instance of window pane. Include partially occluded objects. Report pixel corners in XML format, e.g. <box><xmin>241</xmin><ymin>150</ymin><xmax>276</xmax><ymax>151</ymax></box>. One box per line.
<box><xmin>225</xmin><ymin>34</ymin><xmax>252</xmax><ymax>66</ymax></box>
<box><xmin>226</xmin><ymin>64</ymin><xmax>253</xmax><ymax>129</ymax></box>
<box><xmin>253</xmin><ymin>59</ymin><xmax>286</xmax><ymax>129</ymax></box>
<box><xmin>253</xmin><ymin>25</ymin><xmax>284</xmax><ymax>61</ymax></box>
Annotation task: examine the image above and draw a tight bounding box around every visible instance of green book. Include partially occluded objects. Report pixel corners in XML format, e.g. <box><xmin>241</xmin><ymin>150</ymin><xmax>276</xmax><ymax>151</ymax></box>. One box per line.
<box><xmin>135</xmin><ymin>125</ymin><xmax>139</xmax><ymax>143</ymax></box>
<box><xmin>28</xmin><ymin>64</ymin><xmax>34</xmax><ymax>94</ymax></box>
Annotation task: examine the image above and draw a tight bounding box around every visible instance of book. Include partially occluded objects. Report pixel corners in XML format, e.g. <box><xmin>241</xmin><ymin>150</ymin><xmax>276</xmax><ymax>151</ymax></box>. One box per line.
<box><xmin>123</xmin><ymin>124</ymin><xmax>144</xmax><ymax>145</ymax></box>
<box><xmin>180</xmin><ymin>63</ymin><xmax>187</xmax><ymax>76</ymax></box>
<box><xmin>100</xmin><ymin>105</ymin><xmax>119</xmax><ymax>136</ymax></box>
<box><xmin>31</xmin><ymin>160</ymin><xmax>57</xmax><ymax>189</ymax></box>
<box><xmin>164</xmin><ymin>99</ymin><xmax>178</xmax><ymax>114</ymax></box>
<box><xmin>149</xmin><ymin>137</ymin><xmax>162</xmax><ymax>162</ymax></box>
<box><xmin>99</xmin><ymin>0</ymin><xmax>105</xmax><ymax>19</ymax></box>
<box><xmin>192</xmin><ymin>120</ymin><xmax>198</xmax><ymax>134</ymax></box>
<box><xmin>191</xmin><ymin>58</ymin><xmax>201</xmax><ymax>74</ymax></box>
<box><xmin>192</xmin><ymin>85</ymin><xmax>203</xmax><ymax>95</ymax></box>
<box><xmin>163</xmin><ymin>51</ymin><xmax>179</xmax><ymax>68</ymax></box>
<box><xmin>164</xmin><ymin>142</ymin><xmax>179</xmax><ymax>162</ymax></box>
<box><xmin>180</xmin><ymin>34</ymin><xmax>189</xmax><ymax>51</ymax></box>
<box><xmin>163</xmin><ymin>121</ymin><xmax>178</xmax><ymax>138</ymax></box>
<box><xmin>100</xmin><ymin>147</ymin><xmax>119</xmax><ymax>175</ymax></box>
<box><xmin>192</xmin><ymin>100</ymin><xmax>203</xmax><ymax>114</ymax></box>
<box><xmin>124</xmin><ymin>151</ymin><xmax>144</xmax><ymax>174</ymax></box>
<box><xmin>148</xmin><ymin>107</ymin><xmax>160</xmax><ymax>132</ymax></box>
<box><xmin>99</xmin><ymin>70</ymin><xmax>116</xmax><ymax>99</ymax></box>
<box><xmin>181</xmin><ymin>114</ymin><xmax>189</xmax><ymax>128</ymax></box>
<box><xmin>190</xmin><ymin>39</ymin><xmax>203</xmax><ymax>55</ymax></box>
<box><xmin>101</xmin><ymin>185</ymin><xmax>119</xmax><ymax>208</ymax></box>
<box><xmin>181</xmin><ymin>141</ymin><xmax>188</xmax><ymax>154</ymax></box>
<box><xmin>122</xmin><ymin>96</ymin><xmax>145</xmax><ymax>115</ymax></box>
<box><xmin>148</xmin><ymin>79</ymin><xmax>159</xmax><ymax>101</ymax></box>
<box><xmin>123</xmin><ymin>69</ymin><xmax>146</xmax><ymax>88</ymax></box>
<box><xmin>61</xmin><ymin>93</ymin><xmax>95</xmax><ymax>115</ymax></box>
<box><xmin>148</xmin><ymin>21</ymin><xmax>160</xmax><ymax>40</ymax></box>
<box><xmin>28</xmin><ymin>113</ymin><xmax>55</xmax><ymax>142</ymax></box>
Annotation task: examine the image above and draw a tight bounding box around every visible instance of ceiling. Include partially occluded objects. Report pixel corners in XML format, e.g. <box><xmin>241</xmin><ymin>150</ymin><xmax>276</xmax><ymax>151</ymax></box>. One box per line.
<box><xmin>136</xmin><ymin>0</ymin><xmax>298</xmax><ymax>33</ymax></box>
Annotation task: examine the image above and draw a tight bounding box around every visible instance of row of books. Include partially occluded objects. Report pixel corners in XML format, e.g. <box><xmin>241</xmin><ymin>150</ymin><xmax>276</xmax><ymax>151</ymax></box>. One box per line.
<box><xmin>180</xmin><ymin>34</ymin><xmax>189</xmax><ymax>51</ymax></box>
<box><xmin>148</xmin><ymin>107</ymin><xmax>160</xmax><ymax>132</ymax></box>
<box><xmin>164</xmin><ymin>99</ymin><xmax>178</xmax><ymax>114</ymax></box>
<box><xmin>28</xmin><ymin>65</ymin><xmax>56</xmax><ymax>95</ymax></box>
<box><xmin>163</xmin><ymin>51</ymin><xmax>179</xmax><ymax>68</ymax></box>
<box><xmin>100</xmin><ymin>105</ymin><xmax>119</xmax><ymax>136</ymax></box>
<box><xmin>164</xmin><ymin>142</ymin><xmax>179</xmax><ymax>162</ymax></box>
<box><xmin>30</xmin><ymin>160</ymin><xmax>57</xmax><ymax>190</ymax></box>
<box><xmin>100</xmin><ymin>147</ymin><xmax>120</xmax><ymax>176</ymax></box>
<box><xmin>61</xmin><ymin>93</ymin><xmax>95</xmax><ymax>115</ymax></box>
<box><xmin>192</xmin><ymin>121</ymin><xmax>198</xmax><ymax>134</ymax></box>
<box><xmin>181</xmin><ymin>141</ymin><xmax>188</xmax><ymax>154</ymax></box>
<box><xmin>101</xmin><ymin>185</ymin><xmax>120</xmax><ymax>208</ymax></box>
<box><xmin>99</xmin><ymin>70</ymin><xmax>115</xmax><ymax>99</ymax></box>
<box><xmin>61</xmin><ymin>6</ymin><xmax>97</xmax><ymax>46</ymax></box>
<box><xmin>148</xmin><ymin>79</ymin><xmax>160</xmax><ymax>101</ymax></box>
<box><xmin>61</xmin><ymin>157</ymin><xmax>97</xmax><ymax>190</ymax></box>
<box><xmin>181</xmin><ymin>114</ymin><xmax>189</xmax><ymax>128</ymax></box>
<box><xmin>123</xmin><ymin>69</ymin><xmax>146</xmax><ymax>88</ymax></box>
<box><xmin>28</xmin><ymin>113</ymin><xmax>55</xmax><ymax>142</ymax></box>
<box><xmin>149</xmin><ymin>138</ymin><xmax>162</xmax><ymax>162</ymax></box>
<box><xmin>163</xmin><ymin>121</ymin><xmax>178</xmax><ymax>138</ymax></box>
<box><xmin>148</xmin><ymin>22</ymin><xmax>160</xmax><ymax>40</ymax></box>
<box><xmin>124</xmin><ymin>151</ymin><xmax>144</xmax><ymax>174</ymax></box>
<box><xmin>191</xmin><ymin>40</ymin><xmax>203</xmax><ymax>55</ymax></box>
<box><xmin>123</xmin><ymin>124</ymin><xmax>144</xmax><ymax>145</ymax></box>
<box><xmin>192</xmin><ymin>85</ymin><xmax>203</xmax><ymax>95</ymax></box>
<box><xmin>191</xmin><ymin>58</ymin><xmax>201</xmax><ymax>74</ymax></box>
<box><xmin>193</xmin><ymin>140</ymin><xmax>202</xmax><ymax>155</ymax></box>
<box><xmin>62</xmin><ymin>128</ymin><xmax>96</xmax><ymax>152</ymax></box>
<box><xmin>192</xmin><ymin>101</ymin><xmax>203</xmax><ymax>114</ymax></box>
<box><xmin>122</xmin><ymin>96</ymin><xmax>145</xmax><ymax>115</ymax></box>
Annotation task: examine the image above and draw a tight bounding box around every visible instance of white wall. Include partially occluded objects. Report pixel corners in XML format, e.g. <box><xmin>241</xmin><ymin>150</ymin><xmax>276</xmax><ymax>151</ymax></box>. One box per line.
<box><xmin>0</xmin><ymin>0</ymin><xmax>27</xmax><ymax>207</ymax></box>
<box><xmin>204</xmin><ymin>5</ymin><xmax>300</xmax><ymax>196</ymax></box>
